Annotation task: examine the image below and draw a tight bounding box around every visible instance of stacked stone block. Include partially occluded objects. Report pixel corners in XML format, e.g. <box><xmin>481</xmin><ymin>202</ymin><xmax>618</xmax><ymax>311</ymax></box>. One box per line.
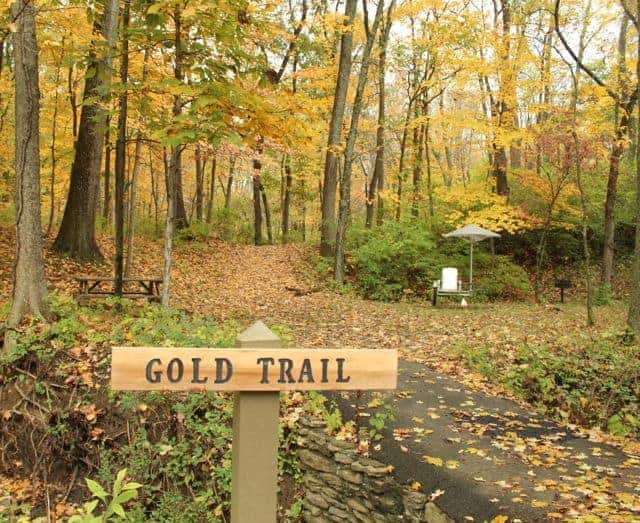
<box><xmin>297</xmin><ymin>418</ymin><xmax>453</xmax><ymax>523</ymax></box>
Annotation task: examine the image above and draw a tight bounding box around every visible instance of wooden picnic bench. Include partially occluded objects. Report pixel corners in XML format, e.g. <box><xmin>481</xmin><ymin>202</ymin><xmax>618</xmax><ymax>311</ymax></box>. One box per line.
<box><xmin>74</xmin><ymin>275</ymin><xmax>162</xmax><ymax>302</ymax></box>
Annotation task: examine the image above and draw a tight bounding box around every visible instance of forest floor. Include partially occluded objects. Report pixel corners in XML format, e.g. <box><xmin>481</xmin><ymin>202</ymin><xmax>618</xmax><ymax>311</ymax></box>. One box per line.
<box><xmin>0</xmin><ymin>227</ymin><xmax>639</xmax><ymax>521</ymax></box>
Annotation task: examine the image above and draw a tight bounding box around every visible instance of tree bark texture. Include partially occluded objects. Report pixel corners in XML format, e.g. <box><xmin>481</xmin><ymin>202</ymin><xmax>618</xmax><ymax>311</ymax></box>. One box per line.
<box><xmin>172</xmin><ymin>6</ymin><xmax>189</xmax><ymax>230</ymax></box>
<box><xmin>335</xmin><ymin>0</ymin><xmax>385</xmax><ymax>282</ymax></box>
<box><xmin>206</xmin><ymin>156</ymin><xmax>217</xmax><ymax>223</ymax></box>
<box><xmin>195</xmin><ymin>146</ymin><xmax>204</xmax><ymax>222</ymax></box>
<box><xmin>225</xmin><ymin>159</ymin><xmax>234</xmax><ymax>209</ymax></box>
<box><xmin>627</xmin><ymin>0</ymin><xmax>640</xmax><ymax>333</ymax></box>
<box><xmin>114</xmin><ymin>0</ymin><xmax>130</xmax><ymax>297</ymax></box>
<box><xmin>53</xmin><ymin>0</ymin><xmax>119</xmax><ymax>261</ymax></box>
<box><xmin>320</xmin><ymin>0</ymin><xmax>358</xmax><ymax>257</ymax></box>
<box><xmin>260</xmin><ymin>182</ymin><xmax>273</xmax><ymax>244</ymax></box>
<box><xmin>124</xmin><ymin>48</ymin><xmax>149</xmax><ymax>278</ymax></box>
<box><xmin>253</xmin><ymin>161</ymin><xmax>263</xmax><ymax>246</ymax></box>
<box><xmin>6</xmin><ymin>0</ymin><xmax>49</xmax><ymax>337</ymax></box>
<box><xmin>366</xmin><ymin>6</ymin><xmax>393</xmax><ymax>228</ymax></box>
<box><xmin>162</xmin><ymin>148</ymin><xmax>177</xmax><ymax>307</ymax></box>
<box><xmin>47</xmin><ymin>45</ymin><xmax>63</xmax><ymax>236</ymax></box>
<box><xmin>282</xmin><ymin>157</ymin><xmax>293</xmax><ymax>243</ymax></box>
<box><xmin>490</xmin><ymin>0</ymin><xmax>513</xmax><ymax>198</ymax></box>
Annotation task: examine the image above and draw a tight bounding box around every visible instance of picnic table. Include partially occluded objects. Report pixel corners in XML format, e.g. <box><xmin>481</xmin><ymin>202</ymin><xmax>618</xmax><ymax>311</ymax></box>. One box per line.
<box><xmin>74</xmin><ymin>275</ymin><xmax>162</xmax><ymax>302</ymax></box>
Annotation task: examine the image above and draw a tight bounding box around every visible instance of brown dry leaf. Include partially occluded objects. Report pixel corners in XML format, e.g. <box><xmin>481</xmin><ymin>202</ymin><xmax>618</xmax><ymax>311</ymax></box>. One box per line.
<box><xmin>75</xmin><ymin>403</ymin><xmax>100</xmax><ymax>422</ymax></box>
<box><xmin>90</xmin><ymin>427</ymin><xmax>105</xmax><ymax>441</ymax></box>
<box><xmin>393</xmin><ymin>428</ymin><xmax>412</xmax><ymax>441</ymax></box>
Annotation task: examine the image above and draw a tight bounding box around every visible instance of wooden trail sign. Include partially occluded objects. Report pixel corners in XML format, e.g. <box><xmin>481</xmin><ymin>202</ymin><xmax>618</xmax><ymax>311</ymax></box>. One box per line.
<box><xmin>111</xmin><ymin>347</ymin><xmax>397</xmax><ymax>391</ymax></box>
<box><xmin>110</xmin><ymin>321</ymin><xmax>398</xmax><ymax>523</ymax></box>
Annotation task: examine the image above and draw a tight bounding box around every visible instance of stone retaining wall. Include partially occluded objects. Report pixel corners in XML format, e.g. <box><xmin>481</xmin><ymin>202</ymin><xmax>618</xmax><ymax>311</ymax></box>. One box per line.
<box><xmin>297</xmin><ymin>417</ymin><xmax>453</xmax><ymax>523</ymax></box>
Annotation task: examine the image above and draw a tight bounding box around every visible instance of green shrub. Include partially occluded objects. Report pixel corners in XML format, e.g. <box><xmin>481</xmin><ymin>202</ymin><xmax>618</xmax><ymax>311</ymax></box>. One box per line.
<box><xmin>472</xmin><ymin>254</ymin><xmax>531</xmax><ymax>301</ymax></box>
<box><xmin>135</xmin><ymin>216</ymin><xmax>164</xmax><ymax>240</ymax></box>
<box><xmin>1</xmin><ymin>296</ymin><xmax>311</xmax><ymax>521</ymax></box>
<box><xmin>350</xmin><ymin>222</ymin><xmax>530</xmax><ymax>302</ymax></box>
<box><xmin>456</xmin><ymin>339</ymin><xmax>640</xmax><ymax>436</ymax></box>
<box><xmin>593</xmin><ymin>284</ymin><xmax>614</xmax><ymax>306</ymax></box>
<box><xmin>352</xmin><ymin>222</ymin><xmax>439</xmax><ymax>301</ymax></box>
<box><xmin>176</xmin><ymin>221</ymin><xmax>211</xmax><ymax>243</ymax></box>
<box><xmin>210</xmin><ymin>207</ymin><xmax>254</xmax><ymax>243</ymax></box>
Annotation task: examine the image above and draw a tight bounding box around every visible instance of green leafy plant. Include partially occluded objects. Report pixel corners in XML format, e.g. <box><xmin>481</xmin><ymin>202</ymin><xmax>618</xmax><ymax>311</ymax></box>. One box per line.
<box><xmin>471</xmin><ymin>254</ymin><xmax>531</xmax><ymax>301</ymax></box>
<box><xmin>283</xmin><ymin>499</ymin><xmax>304</xmax><ymax>521</ymax></box>
<box><xmin>348</xmin><ymin>221</ymin><xmax>530</xmax><ymax>302</ymax></box>
<box><xmin>593</xmin><ymin>284</ymin><xmax>614</xmax><ymax>306</ymax></box>
<box><xmin>69</xmin><ymin>469</ymin><xmax>142</xmax><ymax>522</ymax></box>
<box><xmin>455</xmin><ymin>337</ymin><xmax>640</xmax><ymax>436</ymax></box>
<box><xmin>352</xmin><ymin>222</ymin><xmax>438</xmax><ymax>301</ymax></box>
<box><xmin>175</xmin><ymin>221</ymin><xmax>211</xmax><ymax>243</ymax></box>
<box><xmin>368</xmin><ymin>402</ymin><xmax>394</xmax><ymax>440</ymax></box>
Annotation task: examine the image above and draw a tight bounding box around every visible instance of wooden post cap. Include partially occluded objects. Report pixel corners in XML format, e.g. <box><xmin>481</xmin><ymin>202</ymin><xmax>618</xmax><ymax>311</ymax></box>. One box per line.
<box><xmin>236</xmin><ymin>321</ymin><xmax>281</xmax><ymax>348</ymax></box>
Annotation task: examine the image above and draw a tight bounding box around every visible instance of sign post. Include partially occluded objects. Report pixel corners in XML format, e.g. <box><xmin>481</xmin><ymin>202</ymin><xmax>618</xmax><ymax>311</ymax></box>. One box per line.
<box><xmin>231</xmin><ymin>321</ymin><xmax>281</xmax><ymax>523</ymax></box>
<box><xmin>110</xmin><ymin>321</ymin><xmax>397</xmax><ymax>523</ymax></box>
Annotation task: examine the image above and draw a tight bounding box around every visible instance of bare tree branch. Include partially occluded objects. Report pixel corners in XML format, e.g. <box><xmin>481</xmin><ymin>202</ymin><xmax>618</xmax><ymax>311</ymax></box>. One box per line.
<box><xmin>554</xmin><ymin>0</ymin><xmax>619</xmax><ymax>100</ymax></box>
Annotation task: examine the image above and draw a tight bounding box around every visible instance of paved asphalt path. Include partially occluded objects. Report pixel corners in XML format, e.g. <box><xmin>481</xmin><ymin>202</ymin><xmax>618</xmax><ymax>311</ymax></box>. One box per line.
<box><xmin>330</xmin><ymin>361</ymin><xmax>640</xmax><ymax>523</ymax></box>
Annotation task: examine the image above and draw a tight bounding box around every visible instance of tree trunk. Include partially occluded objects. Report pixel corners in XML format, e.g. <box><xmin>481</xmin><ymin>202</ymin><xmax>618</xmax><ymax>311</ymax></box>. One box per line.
<box><xmin>282</xmin><ymin>157</ymin><xmax>293</xmax><ymax>243</ymax></box>
<box><xmin>206</xmin><ymin>156</ymin><xmax>217</xmax><ymax>223</ymax></box>
<box><xmin>150</xmin><ymin>149</ymin><xmax>159</xmax><ymax>235</ymax></box>
<box><xmin>602</xmin><ymin>14</ymin><xmax>631</xmax><ymax>287</ymax></box>
<box><xmin>195</xmin><ymin>145</ymin><xmax>204</xmax><ymax>222</ymax></box>
<box><xmin>171</xmin><ymin>6</ymin><xmax>189</xmax><ymax>230</ymax></box>
<box><xmin>335</xmin><ymin>0</ymin><xmax>385</xmax><ymax>282</ymax></box>
<box><xmin>491</xmin><ymin>145</ymin><xmax>509</xmax><ymax>196</ymax></box>
<box><xmin>490</xmin><ymin>0</ymin><xmax>513</xmax><ymax>197</ymax></box>
<box><xmin>572</xmin><ymin>0</ymin><xmax>594</xmax><ymax>326</ymax></box>
<box><xmin>396</xmin><ymin>99</ymin><xmax>412</xmax><ymax>222</ymax></box>
<box><xmin>575</xmin><ymin>144</ymin><xmax>594</xmax><ymax>326</ymax></box>
<box><xmin>174</xmin><ymin>158</ymin><xmax>188</xmax><ymax>228</ymax></box>
<box><xmin>114</xmin><ymin>0</ymin><xmax>130</xmax><ymax>297</ymax></box>
<box><xmin>300</xmin><ymin>176</ymin><xmax>307</xmax><ymax>241</ymax></box>
<box><xmin>225</xmin><ymin>158</ymin><xmax>234</xmax><ymax>209</ymax></box>
<box><xmin>320</xmin><ymin>0</ymin><xmax>358</xmax><ymax>257</ymax></box>
<box><xmin>439</xmin><ymin>92</ymin><xmax>453</xmax><ymax>187</ymax></box>
<box><xmin>534</xmin><ymin>194</ymin><xmax>562</xmax><ymax>302</ymax></box>
<box><xmin>162</xmin><ymin>148</ymin><xmax>177</xmax><ymax>307</ymax></box>
<box><xmin>602</xmin><ymin>128</ymin><xmax>627</xmax><ymax>287</ymax></box>
<box><xmin>628</xmin><ymin>0</ymin><xmax>640</xmax><ymax>333</ymax></box>
<box><xmin>5</xmin><ymin>0</ymin><xmax>50</xmax><ymax>345</ymax></box>
<box><xmin>260</xmin><ymin>182</ymin><xmax>273</xmax><ymax>244</ymax></box>
<box><xmin>102</xmin><ymin>124</ymin><xmax>112</xmax><ymax>222</ymax></box>
<box><xmin>124</xmin><ymin>48</ymin><xmax>149</xmax><ymax>278</ymax></box>
<box><xmin>53</xmin><ymin>0</ymin><xmax>119</xmax><ymax>261</ymax></box>
<box><xmin>425</xmin><ymin>114</ymin><xmax>434</xmax><ymax>219</ymax></box>
<box><xmin>629</xmin><ymin>124</ymin><xmax>640</xmax><ymax>333</ymax></box>
<box><xmin>367</xmin><ymin>6</ymin><xmax>393</xmax><ymax>228</ymax></box>
<box><xmin>253</xmin><ymin>160</ymin><xmax>263</xmax><ymax>246</ymax></box>
<box><xmin>67</xmin><ymin>65</ymin><xmax>78</xmax><ymax>138</ymax></box>
<box><xmin>47</xmin><ymin>45</ymin><xmax>63</xmax><ymax>236</ymax></box>
<box><xmin>124</xmin><ymin>138</ymin><xmax>143</xmax><ymax>279</ymax></box>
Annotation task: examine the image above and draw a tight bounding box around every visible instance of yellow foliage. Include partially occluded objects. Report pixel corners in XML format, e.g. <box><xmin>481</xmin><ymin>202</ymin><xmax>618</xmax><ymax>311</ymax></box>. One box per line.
<box><xmin>437</xmin><ymin>183</ymin><xmax>534</xmax><ymax>234</ymax></box>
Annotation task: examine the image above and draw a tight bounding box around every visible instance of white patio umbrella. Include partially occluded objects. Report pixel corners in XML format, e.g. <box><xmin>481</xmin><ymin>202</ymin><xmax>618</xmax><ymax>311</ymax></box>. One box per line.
<box><xmin>443</xmin><ymin>224</ymin><xmax>501</xmax><ymax>290</ymax></box>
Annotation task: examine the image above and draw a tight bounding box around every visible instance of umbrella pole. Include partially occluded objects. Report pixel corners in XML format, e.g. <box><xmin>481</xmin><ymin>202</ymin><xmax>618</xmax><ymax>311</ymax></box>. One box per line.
<box><xmin>470</xmin><ymin>241</ymin><xmax>473</xmax><ymax>291</ymax></box>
